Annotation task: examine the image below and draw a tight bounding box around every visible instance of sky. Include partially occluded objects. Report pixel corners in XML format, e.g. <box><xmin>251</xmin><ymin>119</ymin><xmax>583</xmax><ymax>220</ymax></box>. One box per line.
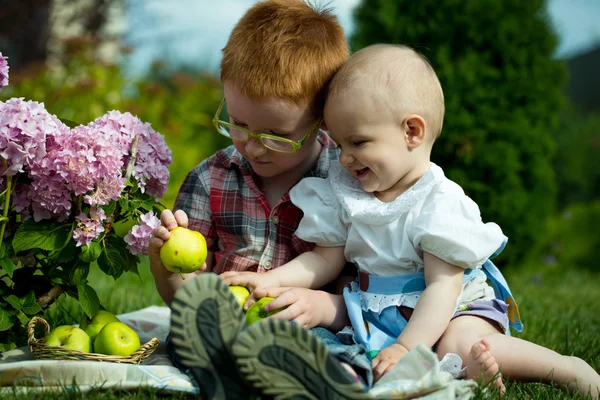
<box><xmin>124</xmin><ymin>0</ymin><xmax>600</xmax><ymax>77</ymax></box>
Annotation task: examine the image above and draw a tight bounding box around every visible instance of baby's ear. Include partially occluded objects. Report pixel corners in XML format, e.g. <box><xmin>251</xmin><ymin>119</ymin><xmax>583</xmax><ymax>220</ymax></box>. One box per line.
<box><xmin>404</xmin><ymin>115</ymin><xmax>427</xmax><ymax>149</ymax></box>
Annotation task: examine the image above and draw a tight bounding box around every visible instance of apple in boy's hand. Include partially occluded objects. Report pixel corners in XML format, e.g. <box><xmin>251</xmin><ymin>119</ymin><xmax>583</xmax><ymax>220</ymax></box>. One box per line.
<box><xmin>245</xmin><ymin>297</ymin><xmax>285</xmax><ymax>326</ymax></box>
<box><xmin>229</xmin><ymin>285</ymin><xmax>251</xmax><ymax>308</ymax></box>
<box><xmin>93</xmin><ymin>322</ymin><xmax>141</xmax><ymax>356</ymax></box>
<box><xmin>160</xmin><ymin>227</ymin><xmax>207</xmax><ymax>274</ymax></box>
<box><xmin>44</xmin><ymin>325</ymin><xmax>92</xmax><ymax>352</ymax></box>
<box><xmin>80</xmin><ymin>310</ymin><xmax>121</xmax><ymax>342</ymax></box>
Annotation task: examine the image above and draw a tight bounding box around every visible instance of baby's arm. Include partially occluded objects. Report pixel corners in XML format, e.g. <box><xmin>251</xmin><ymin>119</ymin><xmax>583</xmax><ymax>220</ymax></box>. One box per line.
<box><xmin>372</xmin><ymin>252</ymin><xmax>463</xmax><ymax>381</ymax></box>
<box><xmin>251</xmin><ymin>286</ymin><xmax>350</xmax><ymax>330</ymax></box>
<box><xmin>222</xmin><ymin>245</ymin><xmax>347</xmax><ymax>292</ymax></box>
<box><xmin>148</xmin><ymin>209</ymin><xmax>213</xmax><ymax>306</ymax></box>
<box><xmin>397</xmin><ymin>251</ymin><xmax>464</xmax><ymax>348</ymax></box>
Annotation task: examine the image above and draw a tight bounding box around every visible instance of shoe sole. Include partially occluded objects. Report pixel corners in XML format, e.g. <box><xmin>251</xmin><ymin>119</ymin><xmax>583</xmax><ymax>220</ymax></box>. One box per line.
<box><xmin>233</xmin><ymin>319</ymin><xmax>369</xmax><ymax>400</ymax></box>
<box><xmin>170</xmin><ymin>273</ymin><xmax>248</xmax><ymax>400</ymax></box>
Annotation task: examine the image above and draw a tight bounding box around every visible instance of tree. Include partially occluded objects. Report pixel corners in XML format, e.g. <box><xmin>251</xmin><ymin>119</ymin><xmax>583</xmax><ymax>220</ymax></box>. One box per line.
<box><xmin>351</xmin><ymin>0</ymin><xmax>567</xmax><ymax>265</ymax></box>
<box><xmin>0</xmin><ymin>0</ymin><xmax>123</xmax><ymax>71</ymax></box>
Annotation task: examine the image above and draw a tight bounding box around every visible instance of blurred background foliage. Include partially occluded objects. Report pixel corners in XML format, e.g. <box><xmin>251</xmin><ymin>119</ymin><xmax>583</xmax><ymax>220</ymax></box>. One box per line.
<box><xmin>1</xmin><ymin>0</ymin><xmax>598</xmax><ymax>274</ymax></box>
<box><xmin>0</xmin><ymin>39</ymin><xmax>230</xmax><ymax>209</ymax></box>
<box><xmin>352</xmin><ymin>0</ymin><xmax>566</xmax><ymax>266</ymax></box>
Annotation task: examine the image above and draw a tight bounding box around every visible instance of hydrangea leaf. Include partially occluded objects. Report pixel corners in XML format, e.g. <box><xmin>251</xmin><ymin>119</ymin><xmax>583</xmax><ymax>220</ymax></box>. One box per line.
<box><xmin>77</xmin><ymin>283</ymin><xmax>100</xmax><ymax>319</ymax></box>
<box><xmin>12</xmin><ymin>219</ymin><xmax>71</xmax><ymax>253</ymax></box>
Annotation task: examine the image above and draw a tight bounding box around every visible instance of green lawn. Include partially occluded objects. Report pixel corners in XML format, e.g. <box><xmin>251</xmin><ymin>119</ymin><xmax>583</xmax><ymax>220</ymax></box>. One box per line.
<box><xmin>5</xmin><ymin>259</ymin><xmax>600</xmax><ymax>399</ymax></box>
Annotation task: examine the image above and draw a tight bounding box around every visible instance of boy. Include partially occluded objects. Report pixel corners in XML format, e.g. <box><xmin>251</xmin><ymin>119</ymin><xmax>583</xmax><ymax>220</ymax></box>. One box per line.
<box><xmin>149</xmin><ymin>1</ymin><xmax>369</xmax><ymax>399</ymax></box>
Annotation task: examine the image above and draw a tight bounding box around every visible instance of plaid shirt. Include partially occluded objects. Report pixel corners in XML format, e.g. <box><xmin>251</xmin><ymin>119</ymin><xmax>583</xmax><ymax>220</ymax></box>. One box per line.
<box><xmin>175</xmin><ymin>132</ymin><xmax>339</xmax><ymax>274</ymax></box>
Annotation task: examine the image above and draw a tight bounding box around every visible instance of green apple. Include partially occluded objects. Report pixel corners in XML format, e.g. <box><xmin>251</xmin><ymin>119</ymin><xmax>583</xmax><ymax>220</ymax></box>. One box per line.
<box><xmin>44</xmin><ymin>325</ymin><xmax>92</xmax><ymax>352</ymax></box>
<box><xmin>160</xmin><ymin>227</ymin><xmax>207</xmax><ymax>274</ymax></box>
<box><xmin>245</xmin><ymin>297</ymin><xmax>285</xmax><ymax>326</ymax></box>
<box><xmin>93</xmin><ymin>321</ymin><xmax>141</xmax><ymax>356</ymax></box>
<box><xmin>80</xmin><ymin>310</ymin><xmax>121</xmax><ymax>343</ymax></box>
<box><xmin>229</xmin><ymin>285</ymin><xmax>251</xmax><ymax>308</ymax></box>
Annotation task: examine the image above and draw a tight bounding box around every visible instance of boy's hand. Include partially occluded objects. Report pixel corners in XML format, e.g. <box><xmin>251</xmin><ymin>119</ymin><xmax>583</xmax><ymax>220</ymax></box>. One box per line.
<box><xmin>219</xmin><ymin>271</ymin><xmax>280</xmax><ymax>310</ymax></box>
<box><xmin>372</xmin><ymin>343</ymin><xmax>411</xmax><ymax>383</ymax></box>
<box><xmin>250</xmin><ymin>287</ymin><xmax>328</xmax><ymax>329</ymax></box>
<box><xmin>148</xmin><ymin>209</ymin><xmax>207</xmax><ymax>275</ymax></box>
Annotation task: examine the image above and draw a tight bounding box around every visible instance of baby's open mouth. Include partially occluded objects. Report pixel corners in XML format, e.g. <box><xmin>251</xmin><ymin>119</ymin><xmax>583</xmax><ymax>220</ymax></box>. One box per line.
<box><xmin>356</xmin><ymin>168</ymin><xmax>369</xmax><ymax>179</ymax></box>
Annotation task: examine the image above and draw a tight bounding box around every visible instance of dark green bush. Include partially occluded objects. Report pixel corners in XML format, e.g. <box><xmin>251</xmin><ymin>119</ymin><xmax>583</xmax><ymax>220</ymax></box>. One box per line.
<box><xmin>351</xmin><ymin>0</ymin><xmax>567</xmax><ymax>265</ymax></box>
<box><xmin>553</xmin><ymin>105</ymin><xmax>600</xmax><ymax>208</ymax></box>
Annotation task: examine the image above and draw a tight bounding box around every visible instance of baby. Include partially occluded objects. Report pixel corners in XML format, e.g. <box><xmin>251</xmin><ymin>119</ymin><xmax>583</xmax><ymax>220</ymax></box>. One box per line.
<box><xmin>223</xmin><ymin>44</ymin><xmax>600</xmax><ymax>398</ymax></box>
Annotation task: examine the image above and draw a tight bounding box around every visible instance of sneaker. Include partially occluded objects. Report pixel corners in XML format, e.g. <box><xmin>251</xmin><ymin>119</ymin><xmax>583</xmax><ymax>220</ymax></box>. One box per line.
<box><xmin>233</xmin><ymin>319</ymin><xmax>369</xmax><ymax>400</ymax></box>
<box><xmin>170</xmin><ymin>273</ymin><xmax>254</xmax><ymax>400</ymax></box>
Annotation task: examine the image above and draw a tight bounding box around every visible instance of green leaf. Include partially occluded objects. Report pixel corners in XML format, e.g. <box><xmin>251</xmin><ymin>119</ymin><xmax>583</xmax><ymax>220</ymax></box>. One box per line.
<box><xmin>100</xmin><ymin>201</ymin><xmax>118</xmax><ymax>219</ymax></box>
<box><xmin>0</xmin><ymin>341</ymin><xmax>17</xmax><ymax>352</ymax></box>
<box><xmin>3</xmin><ymin>294</ymin><xmax>23</xmax><ymax>310</ymax></box>
<box><xmin>67</xmin><ymin>262</ymin><xmax>90</xmax><ymax>285</ymax></box>
<box><xmin>0</xmin><ymin>257</ymin><xmax>16</xmax><ymax>278</ymax></box>
<box><xmin>15</xmin><ymin>310</ymin><xmax>29</xmax><ymax>326</ymax></box>
<box><xmin>77</xmin><ymin>283</ymin><xmax>100</xmax><ymax>319</ymax></box>
<box><xmin>12</xmin><ymin>219</ymin><xmax>72</xmax><ymax>253</ymax></box>
<box><xmin>80</xmin><ymin>242</ymin><xmax>102</xmax><ymax>263</ymax></box>
<box><xmin>141</xmin><ymin>197</ymin><xmax>157</xmax><ymax>211</ymax></box>
<box><xmin>21</xmin><ymin>291</ymin><xmax>43</xmax><ymax>315</ymax></box>
<box><xmin>97</xmin><ymin>235</ymin><xmax>131</xmax><ymax>280</ymax></box>
<box><xmin>0</xmin><ymin>308</ymin><xmax>16</xmax><ymax>331</ymax></box>
<box><xmin>58</xmin><ymin>117</ymin><xmax>79</xmax><ymax>128</ymax></box>
<box><xmin>51</xmin><ymin>243</ymin><xmax>80</xmax><ymax>264</ymax></box>
<box><xmin>0</xmin><ymin>243</ymin><xmax>6</xmax><ymax>259</ymax></box>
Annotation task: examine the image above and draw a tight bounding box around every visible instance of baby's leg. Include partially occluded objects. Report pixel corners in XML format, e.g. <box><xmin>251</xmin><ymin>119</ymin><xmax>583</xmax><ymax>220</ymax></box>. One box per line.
<box><xmin>437</xmin><ymin>315</ymin><xmax>600</xmax><ymax>398</ymax></box>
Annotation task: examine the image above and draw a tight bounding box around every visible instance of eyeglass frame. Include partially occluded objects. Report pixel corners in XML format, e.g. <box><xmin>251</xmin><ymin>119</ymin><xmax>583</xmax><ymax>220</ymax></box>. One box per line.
<box><xmin>212</xmin><ymin>98</ymin><xmax>322</xmax><ymax>154</ymax></box>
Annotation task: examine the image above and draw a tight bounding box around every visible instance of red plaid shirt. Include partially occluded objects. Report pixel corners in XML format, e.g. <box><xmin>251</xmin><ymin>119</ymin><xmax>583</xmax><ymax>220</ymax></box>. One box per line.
<box><xmin>174</xmin><ymin>132</ymin><xmax>339</xmax><ymax>274</ymax></box>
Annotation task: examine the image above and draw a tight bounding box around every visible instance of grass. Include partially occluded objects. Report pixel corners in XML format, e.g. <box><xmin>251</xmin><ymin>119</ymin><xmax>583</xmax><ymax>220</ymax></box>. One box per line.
<box><xmin>4</xmin><ymin>259</ymin><xmax>600</xmax><ymax>399</ymax></box>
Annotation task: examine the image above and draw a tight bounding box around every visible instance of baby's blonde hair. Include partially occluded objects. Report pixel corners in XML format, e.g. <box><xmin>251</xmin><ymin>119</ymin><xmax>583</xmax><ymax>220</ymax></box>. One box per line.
<box><xmin>327</xmin><ymin>44</ymin><xmax>445</xmax><ymax>141</ymax></box>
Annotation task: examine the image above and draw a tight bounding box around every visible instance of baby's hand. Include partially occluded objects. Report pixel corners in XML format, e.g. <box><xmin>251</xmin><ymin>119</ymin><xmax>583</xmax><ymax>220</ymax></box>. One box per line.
<box><xmin>372</xmin><ymin>343</ymin><xmax>411</xmax><ymax>383</ymax></box>
<box><xmin>251</xmin><ymin>287</ymin><xmax>327</xmax><ymax>329</ymax></box>
<box><xmin>220</xmin><ymin>271</ymin><xmax>280</xmax><ymax>310</ymax></box>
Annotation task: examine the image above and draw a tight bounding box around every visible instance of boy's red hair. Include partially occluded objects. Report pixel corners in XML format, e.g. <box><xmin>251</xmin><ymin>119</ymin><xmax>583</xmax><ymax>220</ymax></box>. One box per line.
<box><xmin>221</xmin><ymin>0</ymin><xmax>348</xmax><ymax>115</ymax></box>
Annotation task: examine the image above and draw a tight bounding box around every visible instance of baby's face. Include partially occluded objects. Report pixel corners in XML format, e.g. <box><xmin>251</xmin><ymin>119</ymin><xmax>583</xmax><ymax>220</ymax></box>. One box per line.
<box><xmin>325</xmin><ymin>89</ymin><xmax>428</xmax><ymax>200</ymax></box>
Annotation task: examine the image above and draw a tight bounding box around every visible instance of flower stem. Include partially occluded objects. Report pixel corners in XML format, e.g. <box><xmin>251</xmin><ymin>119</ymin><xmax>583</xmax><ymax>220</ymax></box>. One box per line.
<box><xmin>125</xmin><ymin>136</ymin><xmax>140</xmax><ymax>182</ymax></box>
<box><xmin>0</xmin><ymin>159</ymin><xmax>12</xmax><ymax>246</ymax></box>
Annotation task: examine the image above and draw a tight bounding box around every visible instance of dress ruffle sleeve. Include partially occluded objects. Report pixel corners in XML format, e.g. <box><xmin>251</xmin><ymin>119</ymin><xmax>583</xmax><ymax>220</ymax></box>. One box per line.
<box><xmin>411</xmin><ymin>188</ymin><xmax>507</xmax><ymax>269</ymax></box>
<box><xmin>289</xmin><ymin>177</ymin><xmax>348</xmax><ymax>247</ymax></box>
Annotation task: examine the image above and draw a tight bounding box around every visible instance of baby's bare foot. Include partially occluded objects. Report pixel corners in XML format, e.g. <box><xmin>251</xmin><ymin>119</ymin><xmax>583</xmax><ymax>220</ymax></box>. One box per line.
<box><xmin>467</xmin><ymin>338</ymin><xmax>505</xmax><ymax>396</ymax></box>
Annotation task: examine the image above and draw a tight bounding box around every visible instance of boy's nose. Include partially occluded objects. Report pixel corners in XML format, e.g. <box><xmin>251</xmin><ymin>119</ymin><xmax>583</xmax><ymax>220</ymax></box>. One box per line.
<box><xmin>245</xmin><ymin>137</ymin><xmax>267</xmax><ymax>157</ymax></box>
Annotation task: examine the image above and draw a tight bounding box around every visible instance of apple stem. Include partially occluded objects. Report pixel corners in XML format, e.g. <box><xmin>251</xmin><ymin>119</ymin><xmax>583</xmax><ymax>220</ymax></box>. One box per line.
<box><xmin>180</xmin><ymin>273</ymin><xmax>185</xmax><ymax>280</ymax></box>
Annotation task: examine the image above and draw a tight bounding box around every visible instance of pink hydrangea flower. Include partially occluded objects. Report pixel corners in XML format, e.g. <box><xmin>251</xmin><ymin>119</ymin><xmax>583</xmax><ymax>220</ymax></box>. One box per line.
<box><xmin>73</xmin><ymin>208</ymin><xmax>106</xmax><ymax>247</ymax></box>
<box><xmin>89</xmin><ymin>111</ymin><xmax>172</xmax><ymax>198</ymax></box>
<box><xmin>0</xmin><ymin>52</ymin><xmax>8</xmax><ymax>90</ymax></box>
<box><xmin>124</xmin><ymin>212</ymin><xmax>161</xmax><ymax>255</ymax></box>
<box><xmin>0</xmin><ymin>98</ymin><xmax>68</xmax><ymax>176</ymax></box>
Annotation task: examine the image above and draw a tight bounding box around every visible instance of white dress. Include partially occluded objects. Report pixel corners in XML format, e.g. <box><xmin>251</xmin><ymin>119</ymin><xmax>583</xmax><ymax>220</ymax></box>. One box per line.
<box><xmin>290</xmin><ymin>162</ymin><xmax>506</xmax><ymax>312</ymax></box>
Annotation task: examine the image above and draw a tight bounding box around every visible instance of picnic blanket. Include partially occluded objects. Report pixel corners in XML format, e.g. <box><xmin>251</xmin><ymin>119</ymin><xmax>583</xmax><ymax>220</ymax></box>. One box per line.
<box><xmin>0</xmin><ymin>306</ymin><xmax>477</xmax><ymax>399</ymax></box>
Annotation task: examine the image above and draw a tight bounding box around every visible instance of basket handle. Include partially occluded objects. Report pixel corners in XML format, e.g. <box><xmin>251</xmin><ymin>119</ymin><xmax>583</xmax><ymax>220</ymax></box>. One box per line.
<box><xmin>27</xmin><ymin>316</ymin><xmax>50</xmax><ymax>346</ymax></box>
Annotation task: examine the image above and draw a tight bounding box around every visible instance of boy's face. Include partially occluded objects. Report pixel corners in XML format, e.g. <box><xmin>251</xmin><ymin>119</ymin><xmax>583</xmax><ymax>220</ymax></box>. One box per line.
<box><xmin>222</xmin><ymin>83</ymin><xmax>321</xmax><ymax>180</ymax></box>
<box><xmin>324</xmin><ymin>89</ymin><xmax>418</xmax><ymax>199</ymax></box>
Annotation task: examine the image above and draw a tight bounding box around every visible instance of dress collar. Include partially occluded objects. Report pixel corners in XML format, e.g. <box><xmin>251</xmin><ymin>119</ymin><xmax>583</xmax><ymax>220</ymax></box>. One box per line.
<box><xmin>329</xmin><ymin>162</ymin><xmax>443</xmax><ymax>225</ymax></box>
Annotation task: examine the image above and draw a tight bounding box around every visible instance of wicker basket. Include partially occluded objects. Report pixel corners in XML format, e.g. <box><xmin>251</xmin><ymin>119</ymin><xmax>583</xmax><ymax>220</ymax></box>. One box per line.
<box><xmin>28</xmin><ymin>316</ymin><xmax>159</xmax><ymax>364</ymax></box>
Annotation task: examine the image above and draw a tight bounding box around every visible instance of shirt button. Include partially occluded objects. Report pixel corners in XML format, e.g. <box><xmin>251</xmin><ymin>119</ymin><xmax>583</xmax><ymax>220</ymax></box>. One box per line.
<box><xmin>264</xmin><ymin>260</ymin><xmax>272</xmax><ymax>269</ymax></box>
<box><xmin>272</xmin><ymin>216</ymin><xmax>279</xmax><ymax>225</ymax></box>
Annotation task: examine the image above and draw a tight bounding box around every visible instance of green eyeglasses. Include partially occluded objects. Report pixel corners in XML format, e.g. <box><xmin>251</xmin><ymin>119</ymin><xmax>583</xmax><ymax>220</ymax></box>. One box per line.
<box><xmin>212</xmin><ymin>98</ymin><xmax>322</xmax><ymax>154</ymax></box>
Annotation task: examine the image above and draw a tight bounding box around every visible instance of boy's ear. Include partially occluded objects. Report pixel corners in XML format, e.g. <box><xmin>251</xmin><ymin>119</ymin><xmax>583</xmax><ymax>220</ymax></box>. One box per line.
<box><xmin>403</xmin><ymin>115</ymin><xmax>426</xmax><ymax>149</ymax></box>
